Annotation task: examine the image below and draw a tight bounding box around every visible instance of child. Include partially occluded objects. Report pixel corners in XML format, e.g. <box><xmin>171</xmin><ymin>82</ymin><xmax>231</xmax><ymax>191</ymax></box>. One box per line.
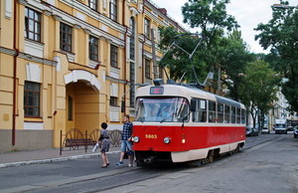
<box><xmin>99</xmin><ymin>122</ymin><xmax>110</xmax><ymax>168</ymax></box>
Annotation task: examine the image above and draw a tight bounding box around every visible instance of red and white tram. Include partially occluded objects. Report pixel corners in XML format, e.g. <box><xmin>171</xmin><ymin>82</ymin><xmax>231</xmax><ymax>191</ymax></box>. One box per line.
<box><xmin>132</xmin><ymin>80</ymin><xmax>246</xmax><ymax>166</ymax></box>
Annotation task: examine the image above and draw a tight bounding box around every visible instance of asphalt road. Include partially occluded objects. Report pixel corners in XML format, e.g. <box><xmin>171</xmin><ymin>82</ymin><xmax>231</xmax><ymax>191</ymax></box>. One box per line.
<box><xmin>1</xmin><ymin>133</ymin><xmax>297</xmax><ymax>193</ymax></box>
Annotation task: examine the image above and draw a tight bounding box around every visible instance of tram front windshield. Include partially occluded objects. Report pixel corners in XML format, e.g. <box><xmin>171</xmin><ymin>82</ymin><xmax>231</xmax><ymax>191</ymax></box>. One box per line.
<box><xmin>135</xmin><ymin>97</ymin><xmax>189</xmax><ymax>122</ymax></box>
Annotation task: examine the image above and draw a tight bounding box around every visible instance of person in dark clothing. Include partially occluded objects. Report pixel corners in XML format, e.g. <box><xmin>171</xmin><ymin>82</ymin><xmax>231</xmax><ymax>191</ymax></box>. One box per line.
<box><xmin>99</xmin><ymin>122</ymin><xmax>110</xmax><ymax>168</ymax></box>
<box><xmin>116</xmin><ymin>115</ymin><xmax>134</xmax><ymax>166</ymax></box>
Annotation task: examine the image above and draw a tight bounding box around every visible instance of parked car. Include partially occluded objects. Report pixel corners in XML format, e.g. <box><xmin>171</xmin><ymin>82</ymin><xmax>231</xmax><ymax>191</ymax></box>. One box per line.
<box><xmin>261</xmin><ymin>127</ymin><xmax>270</xmax><ymax>134</ymax></box>
<box><xmin>246</xmin><ymin>127</ymin><xmax>259</xmax><ymax>136</ymax></box>
<box><xmin>294</xmin><ymin>126</ymin><xmax>298</xmax><ymax>138</ymax></box>
<box><xmin>246</xmin><ymin>127</ymin><xmax>252</xmax><ymax>136</ymax></box>
<box><xmin>287</xmin><ymin>125</ymin><xmax>294</xmax><ymax>132</ymax></box>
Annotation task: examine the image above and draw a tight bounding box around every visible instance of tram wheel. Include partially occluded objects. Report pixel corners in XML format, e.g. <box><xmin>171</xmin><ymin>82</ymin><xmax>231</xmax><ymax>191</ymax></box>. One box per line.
<box><xmin>207</xmin><ymin>150</ymin><xmax>214</xmax><ymax>163</ymax></box>
<box><xmin>235</xmin><ymin>145</ymin><xmax>240</xmax><ymax>153</ymax></box>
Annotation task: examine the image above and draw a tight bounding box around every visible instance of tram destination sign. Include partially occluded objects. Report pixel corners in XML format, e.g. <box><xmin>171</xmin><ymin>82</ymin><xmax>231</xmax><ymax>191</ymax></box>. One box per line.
<box><xmin>150</xmin><ymin>86</ymin><xmax>164</xmax><ymax>95</ymax></box>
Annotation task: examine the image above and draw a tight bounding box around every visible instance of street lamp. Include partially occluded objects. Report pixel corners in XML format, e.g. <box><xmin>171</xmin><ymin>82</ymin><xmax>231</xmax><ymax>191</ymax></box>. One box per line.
<box><xmin>271</xmin><ymin>4</ymin><xmax>297</xmax><ymax>9</ymax></box>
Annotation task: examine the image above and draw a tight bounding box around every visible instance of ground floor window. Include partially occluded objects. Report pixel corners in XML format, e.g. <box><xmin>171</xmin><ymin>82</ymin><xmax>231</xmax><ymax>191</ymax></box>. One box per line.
<box><xmin>24</xmin><ymin>81</ymin><xmax>40</xmax><ymax>117</ymax></box>
<box><xmin>110</xmin><ymin>96</ymin><xmax>118</xmax><ymax>106</ymax></box>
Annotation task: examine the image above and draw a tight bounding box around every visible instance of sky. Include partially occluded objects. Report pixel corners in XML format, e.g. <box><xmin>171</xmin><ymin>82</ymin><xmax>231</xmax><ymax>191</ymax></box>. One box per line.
<box><xmin>151</xmin><ymin>0</ymin><xmax>297</xmax><ymax>53</ymax></box>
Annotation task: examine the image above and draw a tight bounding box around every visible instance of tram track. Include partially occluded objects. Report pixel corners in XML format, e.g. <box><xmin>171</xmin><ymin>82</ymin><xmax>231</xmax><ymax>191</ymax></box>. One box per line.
<box><xmin>205</xmin><ymin>135</ymin><xmax>285</xmax><ymax>169</ymax></box>
<box><xmin>71</xmin><ymin>136</ymin><xmax>284</xmax><ymax>193</ymax></box>
<box><xmin>19</xmin><ymin>166</ymin><xmax>183</xmax><ymax>193</ymax></box>
<box><xmin>91</xmin><ymin>136</ymin><xmax>284</xmax><ymax>192</ymax></box>
<box><xmin>244</xmin><ymin>135</ymin><xmax>283</xmax><ymax>152</ymax></box>
<box><xmin>3</xmin><ymin>135</ymin><xmax>284</xmax><ymax>193</ymax></box>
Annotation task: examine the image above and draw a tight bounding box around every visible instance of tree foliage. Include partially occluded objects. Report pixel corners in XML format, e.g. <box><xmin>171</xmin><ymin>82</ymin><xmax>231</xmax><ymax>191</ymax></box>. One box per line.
<box><xmin>158</xmin><ymin>27</ymin><xmax>209</xmax><ymax>82</ymax></box>
<box><xmin>182</xmin><ymin>0</ymin><xmax>239</xmax><ymax>35</ymax></box>
<box><xmin>159</xmin><ymin>0</ymin><xmax>239</xmax><ymax>84</ymax></box>
<box><xmin>239</xmin><ymin>60</ymin><xmax>279</xmax><ymax>128</ymax></box>
<box><xmin>159</xmin><ymin>0</ymin><xmax>282</xmax><ymax>126</ymax></box>
<box><xmin>255</xmin><ymin>1</ymin><xmax>298</xmax><ymax>112</ymax></box>
<box><xmin>218</xmin><ymin>31</ymin><xmax>254</xmax><ymax>100</ymax></box>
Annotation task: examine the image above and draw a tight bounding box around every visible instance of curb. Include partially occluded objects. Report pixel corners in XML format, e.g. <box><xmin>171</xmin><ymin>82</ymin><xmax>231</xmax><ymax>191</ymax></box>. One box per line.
<box><xmin>0</xmin><ymin>150</ymin><xmax>120</xmax><ymax>168</ymax></box>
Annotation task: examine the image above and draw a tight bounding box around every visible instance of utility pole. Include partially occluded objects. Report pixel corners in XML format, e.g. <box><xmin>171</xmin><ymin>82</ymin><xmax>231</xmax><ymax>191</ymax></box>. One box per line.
<box><xmin>217</xmin><ymin>66</ymin><xmax>221</xmax><ymax>95</ymax></box>
<box><xmin>151</xmin><ymin>29</ymin><xmax>158</xmax><ymax>79</ymax></box>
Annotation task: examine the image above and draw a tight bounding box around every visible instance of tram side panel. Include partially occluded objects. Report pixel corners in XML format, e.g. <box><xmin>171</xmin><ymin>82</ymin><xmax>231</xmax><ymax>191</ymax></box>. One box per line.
<box><xmin>132</xmin><ymin>124</ymin><xmax>245</xmax><ymax>163</ymax></box>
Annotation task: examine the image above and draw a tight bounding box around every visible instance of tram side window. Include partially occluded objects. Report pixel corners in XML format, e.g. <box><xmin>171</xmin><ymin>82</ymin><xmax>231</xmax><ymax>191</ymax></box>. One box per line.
<box><xmin>208</xmin><ymin>101</ymin><xmax>216</xmax><ymax>123</ymax></box>
<box><xmin>192</xmin><ymin>99</ymin><xmax>207</xmax><ymax>122</ymax></box>
<box><xmin>225</xmin><ymin>105</ymin><xmax>230</xmax><ymax>123</ymax></box>
<box><xmin>237</xmin><ymin>108</ymin><xmax>241</xmax><ymax>123</ymax></box>
<box><xmin>241</xmin><ymin>109</ymin><xmax>246</xmax><ymax>124</ymax></box>
<box><xmin>199</xmin><ymin>99</ymin><xmax>207</xmax><ymax>122</ymax></box>
<box><xmin>192</xmin><ymin>99</ymin><xmax>199</xmax><ymax>122</ymax></box>
<box><xmin>217</xmin><ymin>103</ymin><xmax>224</xmax><ymax>123</ymax></box>
<box><xmin>231</xmin><ymin>107</ymin><xmax>236</xmax><ymax>123</ymax></box>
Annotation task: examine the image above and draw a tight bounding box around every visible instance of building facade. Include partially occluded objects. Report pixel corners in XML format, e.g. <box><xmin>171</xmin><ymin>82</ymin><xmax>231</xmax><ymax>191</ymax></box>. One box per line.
<box><xmin>0</xmin><ymin>0</ymin><xmax>185</xmax><ymax>152</ymax></box>
<box><xmin>267</xmin><ymin>89</ymin><xmax>298</xmax><ymax>130</ymax></box>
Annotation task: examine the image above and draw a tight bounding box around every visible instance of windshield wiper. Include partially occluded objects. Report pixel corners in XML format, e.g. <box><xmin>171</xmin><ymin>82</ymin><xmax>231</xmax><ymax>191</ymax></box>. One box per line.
<box><xmin>160</xmin><ymin>117</ymin><xmax>167</xmax><ymax>123</ymax></box>
<box><xmin>181</xmin><ymin>111</ymin><xmax>191</xmax><ymax>127</ymax></box>
<box><xmin>160</xmin><ymin>114</ymin><xmax>173</xmax><ymax>123</ymax></box>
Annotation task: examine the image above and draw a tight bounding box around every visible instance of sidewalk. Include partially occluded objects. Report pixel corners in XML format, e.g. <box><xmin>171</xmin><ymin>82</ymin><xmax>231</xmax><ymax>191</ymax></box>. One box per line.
<box><xmin>0</xmin><ymin>146</ymin><xmax>120</xmax><ymax>168</ymax></box>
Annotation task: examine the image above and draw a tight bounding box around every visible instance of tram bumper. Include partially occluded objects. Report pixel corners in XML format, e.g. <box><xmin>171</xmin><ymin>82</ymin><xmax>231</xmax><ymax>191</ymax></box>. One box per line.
<box><xmin>144</xmin><ymin>156</ymin><xmax>155</xmax><ymax>164</ymax></box>
<box><xmin>135</xmin><ymin>151</ymin><xmax>172</xmax><ymax>166</ymax></box>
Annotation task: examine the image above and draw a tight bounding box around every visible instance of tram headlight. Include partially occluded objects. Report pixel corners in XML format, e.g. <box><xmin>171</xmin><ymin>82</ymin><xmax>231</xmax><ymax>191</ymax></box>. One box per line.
<box><xmin>163</xmin><ymin>137</ymin><xmax>171</xmax><ymax>144</ymax></box>
<box><xmin>132</xmin><ymin>136</ymin><xmax>140</xmax><ymax>143</ymax></box>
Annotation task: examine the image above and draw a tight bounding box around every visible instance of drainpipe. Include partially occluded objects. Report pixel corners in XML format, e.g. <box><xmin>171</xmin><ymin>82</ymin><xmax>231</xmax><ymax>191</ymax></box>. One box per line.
<box><xmin>122</xmin><ymin>0</ymin><xmax>127</xmax><ymax>114</ymax></box>
<box><xmin>12</xmin><ymin>0</ymin><xmax>19</xmax><ymax>146</ymax></box>
<box><xmin>141</xmin><ymin>3</ymin><xmax>145</xmax><ymax>83</ymax></box>
<box><xmin>141</xmin><ymin>38</ymin><xmax>145</xmax><ymax>83</ymax></box>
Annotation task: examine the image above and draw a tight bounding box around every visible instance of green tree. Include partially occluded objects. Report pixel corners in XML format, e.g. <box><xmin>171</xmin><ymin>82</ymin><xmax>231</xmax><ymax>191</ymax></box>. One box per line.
<box><xmin>158</xmin><ymin>26</ymin><xmax>208</xmax><ymax>82</ymax></box>
<box><xmin>239</xmin><ymin>60</ymin><xmax>279</xmax><ymax>128</ymax></box>
<box><xmin>255</xmin><ymin>1</ymin><xmax>298</xmax><ymax>113</ymax></box>
<box><xmin>159</xmin><ymin>0</ymin><xmax>240</xmax><ymax>84</ymax></box>
<box><xmin>182</xmin><ymin>0</ymin><xmax>239</xmax><ymax>45</ymax></box>
<box><xmin>218</xmin><ymin>30</ymin><xmax>254</xmax><ymax>100</ymax></box>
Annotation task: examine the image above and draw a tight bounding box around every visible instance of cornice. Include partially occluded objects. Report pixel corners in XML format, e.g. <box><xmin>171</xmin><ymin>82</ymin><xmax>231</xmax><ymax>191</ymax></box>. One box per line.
<box><xmin>106</xmin><ymin>76</ymin><xmax>127</xmax><ymax>84</ymax></box>
<box><xmin>129</xmin><ymin>6</ymin><xmax>140</xmax><ymax>17</ymax></box>
<box><xmin>0</xmin><ymin>47</ymin><xmax>16</xmax><ymax>56</ymax></box>
<box><xmin>18</xmin><ymin>0</ymin><xmax>28</xmax><ymax>6</ymax></box>
<box><xmin>18</xmin><ymin>53</ymin><xmax>57</xmax><ymax>66</ymax></box>
<box><xmin>84</xmin><ymin>28</ymin><xmax>92</xmax><ymax>34</ymax></box>
<box><xmin>144</xmin><ymin>0</ymin><xmax>187</xmax><ymax>32</ymax></box>
<box><xmin>58</xmin><ymin>0</ymin><xmax>126</xmax><ymax>34</ymax></box>
<box><xmin>53</xmin><ymin>14</ymin><xmax>62</xmax><ymax>21</ymax></box>
<box><xmin>43</xmin><ymin>10</ymin><xmax>52</xmax><ymax>16</ymax></box>
<box><xmin>0</xmin><ymin>46</ymin><xmax>57</xmax><ymax>66</ymax></box>
<box><xmin>74</xmin><ymin>24</ymin><xmax>82</xmax><ymax>29</ymax></box>
<box><xmin>144</xmin><ymin>9</ymin><xmax>169</xmax><ymax>28</ymax></box>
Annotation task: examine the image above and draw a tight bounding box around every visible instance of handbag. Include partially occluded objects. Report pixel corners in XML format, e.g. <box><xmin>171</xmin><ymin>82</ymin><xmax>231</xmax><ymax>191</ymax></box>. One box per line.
<box><xmin>92</xmin><ymin>142</ymin><xmax>99</xmax><ymax>153</ymax></box>
<box><xmin>123</xmin><ymin>150</ymin><xmax>134</xmax><ymax>159</ymax></box>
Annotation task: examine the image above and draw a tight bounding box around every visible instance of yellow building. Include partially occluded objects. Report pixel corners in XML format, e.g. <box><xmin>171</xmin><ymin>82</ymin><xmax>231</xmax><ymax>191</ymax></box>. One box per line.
<box><xmin>0</xmin><ymin>0</ymin><xmax>185</xmax><ymax>152</ymax></box>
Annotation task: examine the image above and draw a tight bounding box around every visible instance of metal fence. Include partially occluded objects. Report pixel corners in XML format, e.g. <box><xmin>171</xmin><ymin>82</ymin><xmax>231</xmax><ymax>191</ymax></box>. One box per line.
<box><xmin>59</xmin><ymin>129</ymin><xmax>122</xmax><ymax>155</ymax></box>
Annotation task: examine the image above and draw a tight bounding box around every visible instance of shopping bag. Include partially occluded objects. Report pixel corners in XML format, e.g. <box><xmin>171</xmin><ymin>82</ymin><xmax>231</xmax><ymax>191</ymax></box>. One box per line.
<box><xmin>123</xmin><ymin>151</ymin><xmax>128</xmax><ymax>159</ymax></box>
<box><xmin>123</xmin><ymin>150</ymin><xmax>134</xmax><ymax>159</ymax></box>
<box><xmin>92</xmin><ymin>142</ymin><xmax>99</xmax><ymax>152</ymax></box>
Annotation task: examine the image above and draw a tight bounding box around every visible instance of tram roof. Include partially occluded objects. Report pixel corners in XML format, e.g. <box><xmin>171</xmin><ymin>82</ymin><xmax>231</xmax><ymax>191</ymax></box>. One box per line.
<box><xmin>136</xmin><ymin>83</ymin><xmax>245</xmax><ymax>109</ymax></box>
